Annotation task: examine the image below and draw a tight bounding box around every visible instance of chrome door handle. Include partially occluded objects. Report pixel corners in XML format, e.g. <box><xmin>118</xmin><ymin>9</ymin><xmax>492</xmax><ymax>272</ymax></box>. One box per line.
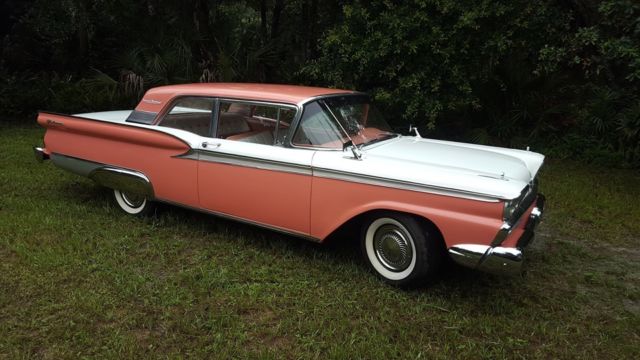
<box><xmin>202</xmin><ymin>141</ymin><xmax>221</xmax><ymax>149</ymax></box>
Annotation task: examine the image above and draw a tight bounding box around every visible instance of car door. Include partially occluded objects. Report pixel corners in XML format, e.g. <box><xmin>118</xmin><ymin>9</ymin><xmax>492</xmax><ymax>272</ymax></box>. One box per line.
<box><xmin>153</xmin><ymin>96</ymin><xmax>217</xmax><ymax>206</ymax></box>
<box><xmin>196</xmin><ymin>100</ymin><xmax>314</xmax><ymax>236</ymax></box>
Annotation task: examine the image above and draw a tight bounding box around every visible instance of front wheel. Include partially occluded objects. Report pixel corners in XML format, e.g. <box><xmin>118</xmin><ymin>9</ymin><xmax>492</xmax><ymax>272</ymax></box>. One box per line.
<box><xmin>113</xmin><ymin>189</ymin><xmax>156</xmax><ymax>216</ymax></box>
<box><xmin>361</xmin><ymin>212</ymin><xmax>443</xmax><ymax>287</ymax></box>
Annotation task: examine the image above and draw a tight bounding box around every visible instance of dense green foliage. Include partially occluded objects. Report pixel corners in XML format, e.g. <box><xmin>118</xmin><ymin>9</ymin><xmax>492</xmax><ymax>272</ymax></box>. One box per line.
<box><xmin>1</xmin><ymin>0</ymin><xmax>639</xmax><ymax>166</ymax></box>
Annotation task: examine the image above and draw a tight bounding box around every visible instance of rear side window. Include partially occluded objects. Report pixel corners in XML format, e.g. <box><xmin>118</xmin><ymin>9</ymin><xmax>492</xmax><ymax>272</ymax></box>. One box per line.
<box><xmin>157</xmin><ymin>97</ymin><xmax>215</xmax><ymax>136</ymax></box>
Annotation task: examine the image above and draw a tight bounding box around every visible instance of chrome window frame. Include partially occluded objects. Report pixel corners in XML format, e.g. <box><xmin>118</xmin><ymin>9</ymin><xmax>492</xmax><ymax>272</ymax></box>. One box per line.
<box><xmin>153</xmin><ymin>92</ymin><xmax>373</xmax><ymax>150</ymax></box>
<box><xmin>154</xmin><ymin>95</ymin><xmax>218</xmax><ymax>137</ymax></box>
<box><xmin>214</xmin><ymin>98</ymin><xmax>298</xmax><ymax>146</ymax></box>
<box><xmin>289</xmin><ymin>92</ymin><xmax>377</xmax><ymax>151</ymax></box>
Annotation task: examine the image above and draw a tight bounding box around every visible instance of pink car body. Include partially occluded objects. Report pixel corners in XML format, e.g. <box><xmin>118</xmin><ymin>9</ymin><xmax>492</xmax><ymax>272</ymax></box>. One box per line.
<box><xmin>35</xmin><ymin>83</ymin><xmax>545</xmax><ymax>286</ymax></box>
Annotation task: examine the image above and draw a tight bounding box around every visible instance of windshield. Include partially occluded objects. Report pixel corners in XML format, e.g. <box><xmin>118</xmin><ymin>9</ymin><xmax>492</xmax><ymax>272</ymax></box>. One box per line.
<box><xmin>292</xmin><ymin>95</ymin><xmax>396</xmax><ymax>149</ymax></box>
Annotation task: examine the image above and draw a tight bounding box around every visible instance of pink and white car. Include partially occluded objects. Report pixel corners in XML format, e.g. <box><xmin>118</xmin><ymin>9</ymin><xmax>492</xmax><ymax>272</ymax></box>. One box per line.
<box><xmin>34</xmin><ymin>83</ymin><xmax>545</xmax><ymax>286</ymax></box>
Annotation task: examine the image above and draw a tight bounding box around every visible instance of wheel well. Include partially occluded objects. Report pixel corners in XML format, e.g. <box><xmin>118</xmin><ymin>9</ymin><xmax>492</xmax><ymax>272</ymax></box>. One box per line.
<box><xmin>323</xmin><ymin>209</ymin><xmax>445</xmax><ymax>249</ymax></box>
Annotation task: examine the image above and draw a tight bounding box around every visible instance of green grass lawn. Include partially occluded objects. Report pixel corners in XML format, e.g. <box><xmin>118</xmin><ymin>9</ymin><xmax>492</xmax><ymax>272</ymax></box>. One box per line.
<box><xmin>1</xmin><ymin>122</ymin><xmax>639</xmax><ymax>359</ymax></box>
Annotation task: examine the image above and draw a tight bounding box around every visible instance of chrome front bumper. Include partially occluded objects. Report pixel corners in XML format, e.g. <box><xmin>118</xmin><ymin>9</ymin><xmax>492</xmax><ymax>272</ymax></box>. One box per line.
<box><xmin>448</xmin><ymin>195</ymin><xmax>545</xmax><ymax>275</ymax></box>
<box><xmin>33</xmin><ymin>146</ymin><xmax>49</xmax><ymax>162</ymax></box>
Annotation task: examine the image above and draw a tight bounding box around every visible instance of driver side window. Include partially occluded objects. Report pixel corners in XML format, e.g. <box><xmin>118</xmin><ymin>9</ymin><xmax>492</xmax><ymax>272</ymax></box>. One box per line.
<box><xmin>215</xmin><ymin>101</ymin><xmax>295</xmax><ymax>146</ymax></box>
<box><xmin>292</xmin><ymin>101</ymin><xmax>344</xmax><ymax>148</ymax></box>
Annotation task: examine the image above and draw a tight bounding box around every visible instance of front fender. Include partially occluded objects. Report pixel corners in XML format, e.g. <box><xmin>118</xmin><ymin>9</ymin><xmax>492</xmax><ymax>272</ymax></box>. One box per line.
<box><xmin>310</xmin><ymin>176</ymin><xmax>503</xmax><ymax>247</ymax></box>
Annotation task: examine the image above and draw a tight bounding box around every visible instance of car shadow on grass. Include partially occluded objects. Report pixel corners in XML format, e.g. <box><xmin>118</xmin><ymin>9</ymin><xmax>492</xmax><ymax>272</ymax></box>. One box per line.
<box><xmin>160</xmin><ymin>204</ymin><xmax>535</xmax><ymax>314</ymax></box>
<box><xmin>57</xmin><ymin>181</ymin><xmax>537</xmax><ymax>314</ymax></box>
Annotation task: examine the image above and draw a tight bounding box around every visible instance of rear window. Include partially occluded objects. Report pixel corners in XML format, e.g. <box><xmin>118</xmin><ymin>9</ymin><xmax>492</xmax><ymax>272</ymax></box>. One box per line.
<box><xmin>125</xmin><ymin>110</ymin><xmax>157</xmax><ymax>124</ymax></box>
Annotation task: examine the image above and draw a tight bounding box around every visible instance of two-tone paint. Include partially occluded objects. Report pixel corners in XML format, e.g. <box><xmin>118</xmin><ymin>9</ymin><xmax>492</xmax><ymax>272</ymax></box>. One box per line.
<box><xmin>35</xmin><ymin>83</ymin><xmax>545</xmax><ymax>276</ymax></box>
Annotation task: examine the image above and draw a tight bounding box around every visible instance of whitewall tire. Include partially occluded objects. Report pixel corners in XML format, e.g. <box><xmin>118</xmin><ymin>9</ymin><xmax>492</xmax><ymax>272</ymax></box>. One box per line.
<box><xmin>361</xmin><ymin>212</ymin><xmax>443</xmax><ymax>287</ymax></box>
<box><xmin>113</xmin><ymin>189</ymin><xmax>155</xmax><ymax>216</ymax></box>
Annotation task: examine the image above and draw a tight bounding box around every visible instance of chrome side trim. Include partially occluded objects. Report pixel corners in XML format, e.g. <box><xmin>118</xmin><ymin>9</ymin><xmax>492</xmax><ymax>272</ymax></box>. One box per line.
<box><xmin>156</xmin><ymin>198</ymin><xmax>321</xmax><ymax>243</ymax></box>
<box><xmin>48</xmin><ymin>154</ymin><xmax>314</xmax><ymax>241</ymax></box>
<box><xmin>313</xmin><ymin>167</ymin><xmax>500</xmax><ymax>202</ymax></box>
<box><xmin>183</xmin><ymin>148</ymin><xmax>499</xmax><ymax>202</ymax></box>
<box><xmin>50</xmin><ymin>153</ymin><xmax>154</xmax><ymax>196</ymax></box>
<box><xmin>180</xmin><ymin>149</ymin><xmax>313</xmax><ymax>176</ymax></box>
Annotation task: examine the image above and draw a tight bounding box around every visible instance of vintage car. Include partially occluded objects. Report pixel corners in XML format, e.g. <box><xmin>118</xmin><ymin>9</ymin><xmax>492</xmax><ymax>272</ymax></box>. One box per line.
<box><xmin>34</xmin><ymin>83</ymin><xmax>545</xmax><ymax>286</ymax></box>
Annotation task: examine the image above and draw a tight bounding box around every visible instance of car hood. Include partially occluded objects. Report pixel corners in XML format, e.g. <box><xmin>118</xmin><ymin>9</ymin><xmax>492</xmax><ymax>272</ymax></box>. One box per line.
<box><xmin>311</xmin><ymin>136</ymin><xmax>545</xmax><ymax>200</ymax></box>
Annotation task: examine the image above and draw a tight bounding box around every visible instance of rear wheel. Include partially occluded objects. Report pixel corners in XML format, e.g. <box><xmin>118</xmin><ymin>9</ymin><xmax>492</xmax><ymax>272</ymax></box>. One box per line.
<box><xmin>361</xmin><ymin>212</ymin><xmax>443</xmax><ymax>287</ymax></box>
<box><xmin>113</xmin><ymin>189</ymin><xmax>156</xmax><ymax>216</ymax></box>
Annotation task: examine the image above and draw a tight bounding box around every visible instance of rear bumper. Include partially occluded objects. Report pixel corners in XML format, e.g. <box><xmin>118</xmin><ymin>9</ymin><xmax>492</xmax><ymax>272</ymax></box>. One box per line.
<box><xmin>34</xmin><ymin>146</ymin><xmax>49</xmax><ymax>162</ymax></box>
<box><xmin>448</xmin><ymin>194</ymin><xmax>545</xmax><ymax>275</ymax></box>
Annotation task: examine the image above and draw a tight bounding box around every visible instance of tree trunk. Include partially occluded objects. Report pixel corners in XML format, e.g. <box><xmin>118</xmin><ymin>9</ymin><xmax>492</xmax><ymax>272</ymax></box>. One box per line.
<box><xmin>260</xmin><ymin>0</ymin><xmax>268</xmax><ymax>41</ymax></box>
<box><xmin>271</xmin><ymin>0</ymin><xmax>284</xmax><ymax>40</ymax></box>
<box><xmin>302</xmin><ymin>0</ymin><xmax>309</xmax><ymax>60</ymax></box>
<box><xmin>193</xmin><ymin>0</ymin><xmax>218</xmax><ymax>81</ymax></box>
<box><xmin>195</xmin><ymin>0</ymin><xmax>212</xmax><ymax>37</ymax></box>
<box><xmin>309</xmin><ymin>0</ymin><xmax>318</xmax><ymax>58</ymax></box>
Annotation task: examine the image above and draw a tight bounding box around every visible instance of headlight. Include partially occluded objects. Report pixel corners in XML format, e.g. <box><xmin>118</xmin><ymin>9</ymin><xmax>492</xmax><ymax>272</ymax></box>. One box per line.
<box><xmin>503</xmin><ymin>199</ymin><xmax>518</xmax><ymax>221</ymax></box>
<box><xmin>502</xmin><ymin>183</ymin><xmax>537</xmax><ymax>223</ymax></box>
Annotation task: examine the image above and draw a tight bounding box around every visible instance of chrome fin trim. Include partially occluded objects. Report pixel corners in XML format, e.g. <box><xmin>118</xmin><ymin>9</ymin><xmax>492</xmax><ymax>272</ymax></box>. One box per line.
<box><xmin>89</xmin><ymin>167</ymin><xmax>154</xmax><ymax>197</ymax></box>
<box><xmin>50</xmin><ymin>153</ymin><xmax>154</xmax><ymax>197</ymax></box>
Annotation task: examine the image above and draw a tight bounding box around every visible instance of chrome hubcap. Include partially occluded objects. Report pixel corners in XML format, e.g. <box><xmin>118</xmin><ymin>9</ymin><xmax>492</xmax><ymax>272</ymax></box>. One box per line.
<box><xmin>373</xmin><ymin>224</ymin><xmax>413</xmax><ymax>272</ymax></box>
<box><xmin>121</xmin><ymin>192</ymin><xmax>145</xmax><ymax>208</ymax></box>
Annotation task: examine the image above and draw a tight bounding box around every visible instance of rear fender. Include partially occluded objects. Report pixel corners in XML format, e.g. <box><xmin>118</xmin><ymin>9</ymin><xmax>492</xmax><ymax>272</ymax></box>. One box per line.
<box><xmin>50</xmin><ymin>153</ymin><xmax>154</xmax><ymax>197</ymax></box>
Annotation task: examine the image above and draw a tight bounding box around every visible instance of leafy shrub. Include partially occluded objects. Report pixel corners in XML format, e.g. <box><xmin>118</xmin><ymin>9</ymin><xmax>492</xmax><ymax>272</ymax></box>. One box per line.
<box><xmin>0</xmin><ymin>70</ymin><xmax>137</xmax><ymax>117</ymax></box>
<box><xmin>303</xmin><ymin>0</ymin><xmax>640</xmax><ymax>167</ymax></box>
<box><xmin>1</xmin><ymin>0</ymin><xmax>639</xmax><ymax>167</ymax></box>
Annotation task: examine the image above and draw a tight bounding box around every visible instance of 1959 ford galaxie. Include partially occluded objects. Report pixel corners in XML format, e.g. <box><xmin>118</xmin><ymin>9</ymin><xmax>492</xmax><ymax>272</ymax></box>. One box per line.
<box><xmin>35</xmin><ymin>83</ymin><xmax>545</xmax><ymax>286</ymax></box>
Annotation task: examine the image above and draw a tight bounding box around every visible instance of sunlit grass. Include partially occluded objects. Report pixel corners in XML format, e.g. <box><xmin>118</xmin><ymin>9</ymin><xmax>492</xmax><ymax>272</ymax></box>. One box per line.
<box><xmin>1</xmin><ymin>123</ymin><xmax>638</xmax><ymax>358</ymax></box>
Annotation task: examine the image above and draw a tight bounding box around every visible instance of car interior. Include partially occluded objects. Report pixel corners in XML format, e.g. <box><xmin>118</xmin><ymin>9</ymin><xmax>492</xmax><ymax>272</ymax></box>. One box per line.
<box><xmin>217</xmin><ymin>103</ymin><xmax>291</xmax><ymax>146</ymax></box>
<box><xmin>158</xmin><ymin>99</ymin><xmax>293</xmax><ymax>146</ymax></box>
